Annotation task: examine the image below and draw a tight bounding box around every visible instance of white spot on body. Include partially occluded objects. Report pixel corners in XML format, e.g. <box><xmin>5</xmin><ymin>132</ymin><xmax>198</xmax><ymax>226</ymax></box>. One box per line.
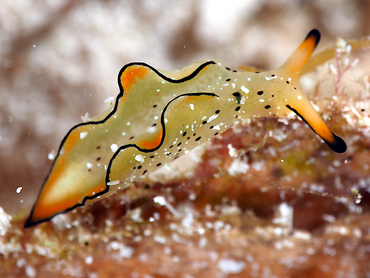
<box><xmin>265</xmin><ymin>75</ymin><xmax>277</xmax><ymax>81</ymax></box>
<box><xmin>86</xmin><ymin>162</ymin><xmax>93</xmax><ymax>169</ymax></box>
<box><xmin>107</xmin><ymin>180</ymin><xmax>120</xmax><ymax>186</ymax></box>
<box><xmin>189</xmin><ymin>104</ymin><xmax>194</xmax><ymax>110</ymax></box>
<box><xmin>135</xmin><ymin>154</ymin><xmax>144</xmax><ymax>162</ymax></box>
<box><xmin>208</xmin><ymin>114</ymin><xmax>218</xmax><ymax>122</ymax></box>
<box><xmin>80</xmin><ymin>132</ymin><xmax>88</xmax><ymax>139</ymax></box>
<box><xmin>111</xmin><ymin>144</ymin><xmax>118</xmax><ymax>152</ymax></box>
<box><xmin>240</xmin><ymin>85</ymin><xmax>249</xmax><ymax>94</ymax></box>
<box><xmin>146</xmin><ymin>126</ymin><xmax>156</xmax><ymax>133</ymax></box>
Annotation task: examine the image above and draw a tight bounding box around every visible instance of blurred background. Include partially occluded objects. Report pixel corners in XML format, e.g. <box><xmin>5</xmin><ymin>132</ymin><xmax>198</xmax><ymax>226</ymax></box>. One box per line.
<box><xmin>1</xmin><ymin>0</ymin><xmax>370</xmax><ymax>215</ymax></box>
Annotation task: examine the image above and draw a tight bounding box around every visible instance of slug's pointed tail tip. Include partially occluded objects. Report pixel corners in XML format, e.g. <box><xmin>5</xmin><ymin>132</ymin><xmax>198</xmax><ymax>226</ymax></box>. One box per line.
<box><xmin>325</xmin><ymin>133</ymin><xmax>347</xmax><ymax>153</ymax></box>
<box><xmin>24</xmin><ymin>211</ymin><xmax>44</xmax><ymax>228</ymax></box>
<box><xmin>306</xmin><ymin>29</ymin><xmax>321</xmax><ymax>47</ymax></box>
<box><xmin>24</xmin><ymin>215</ymin><xmax>36</xmax><ymax>228</ymax></box>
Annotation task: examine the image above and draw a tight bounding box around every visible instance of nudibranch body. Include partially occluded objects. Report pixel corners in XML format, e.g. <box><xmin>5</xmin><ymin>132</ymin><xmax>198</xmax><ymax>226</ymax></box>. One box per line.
<box><xmin>25</xmin><ymin>29</ymin><xmax>346</xmax><ymax>228</ymax></box>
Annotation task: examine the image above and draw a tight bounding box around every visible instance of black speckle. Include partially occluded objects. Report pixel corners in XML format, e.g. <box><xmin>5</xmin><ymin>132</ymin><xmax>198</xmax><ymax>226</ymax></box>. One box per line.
<box><xmin>235</xmin><ymin>106</ymin><xmax>241</xmax><ymax>111</ymax></box>
<box><xmin>178</xmin><ymin>149</ymin><xmax>182</xmax><ymax>152</ymax></box>
<box><xmin>88</xmin><ymin>169</ymin><xmax>91</xmax><ymax>172</ymax></box>
<box><xmin>232</xmin><ymin>70</ymin><xmax>237</xmax><ymax>73</ymax></box>
<box><xmin>174</xmin><ymin>156</ymin><xmax>179</xmax><ymax>160</ymax></box>
<box><xmin>225</xmin><ymin>78</ymin><xmax>231</xmax><ymax>82</ymax></box>
<box><xmin>151</xmin><ymin>123</ymin><xmax>157</xmax><ymax>127</ymax></box>
<box><xmin>235</xmin><ymin>115</ymin><xmax>239</xmax><ymax>118</ymax></box>
<box><xmin>133</xmin><ymin>166</ymin><xmax>136</xmax><ymax>170</ymax></box>
<box><xmin>361</xmin><ymin>108</ymin><xmax>366</xmax><ymax>112</ymax></box>
<box><xmin>96</xmin><ymin>146</ymin><xmax>101</xmax><ymax>150</ymax></box>
<box><xmin>143</xmin><ymin>170</ymin><xmax>148</xmax><ymax>175</ymax></box>
<box><xmin>129</xmin><ymin>136</ymin><xmax>134</xmax><ymax>140</ymax></box>
<box><xmin>156</xmin><ymin>163</ymin><xmax>162</xmax><ymax>167</ymax></box>
<box><xmin>153</xmin><ymin>104</ymin><xmax>157</xmax><ymax>108</ymax></box>
<box><xmin>150</xmin><ymin>155</ymin><xmax>155</xmax><ymax>158</ymax></box>
<box><xmin>183</xmin><ymin>131</ymin><xmax>187</xmax><ymax>137</ymax></box>
<box><xmin>96</xmin><ymin>157</ymin><xmax>101</xmax><ymax>161</ymax></box>
<box><xmin>177</xmin><ymin>142</ymin><xmax>182</xmax><ymax>146</ymax></box>
<box><xmin>215</xmin><ymin>110</ymin><xmax>220</xmax><ymax>114</ymax></box>
<box><xmin>286</xmin><ymin>81</ymin><xmax>289</xmax><ymax>84</ymax></box>
<box><xmin>210</xmin><ymin>126</ymin><xmax>214</xmax><ymax>129</ymax></box>
<box><xmin>214</xmin><ymin>132</ymin><xmax>219</xmax><ymax>136</ymax></box>
<box><xmin>271</xmin><ymin>74</ymin><xmax>276</xmax><ymax>77</ymax></box>
<box><xmin>257</xmin><ymin>91</ymin><xmax>263</xmax><ymax>95</ymax></box>
<box><xmin>165</xmin><ymin>152</ymin><xmax>171</xmax><ymax>155</ymax></box>
<box><xmin>272</xmin><ymin>95</ymin><xmax>275</xmax><ymax>97</ymax></box>
<box><xmin>85</xmin><ymin>242</ymin><xmax>89</xmax><ymax>246</ymax></box>
<box><xmin>187</xmin><ymin>136</ymin><xmax>190</xmax><ymax>140</ymax></box>
<box><xmin>193</xmin><ymin>133</ymin><xmax>196</xmax><ymax>136</ymax></box>
<box><xmin>144</xmin><ymin>184</ymin><xmax>150</xmax><ymax>189</ymax></box>
<box><xmin>169</xmin><ymin>145</ymin><xmax>173</xmax><ymax>149</ymax></box>
<box><xmin>202</xmin><ymin>120</ymin><xmax>207</xmax><ymax>125</ymax></box>
<box><xmin>195</xmin><ymin>136</ymin><xmax>201</xmax><ymax>141</ymax></box>
<box><xmin>255</xmin><ymin>71</ymin><xmax>260</xmax><ymax>74</ymax></box>
<box><xmin>233</xmin><ymin>92</ymin><xmax>242</xmax><ymax>104</ymax></box>
<box><xmin>265</xmin><ymin>105</ymin><xmax>271</xmax><ymax>109</ymax></box>
<box><xmin>226</xmin><ymin>67</ymin><xmax>231</xmax><ymax>71</ymax></box>
<box><xmin>294</xmin><ymin>87</ymin><xmax>297</xmax><ymax>90</ymax></box>
<box><xmin>138</xmin><ymin>165</ymin><xmax>142</xmax><ymax>169</ymax></box>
